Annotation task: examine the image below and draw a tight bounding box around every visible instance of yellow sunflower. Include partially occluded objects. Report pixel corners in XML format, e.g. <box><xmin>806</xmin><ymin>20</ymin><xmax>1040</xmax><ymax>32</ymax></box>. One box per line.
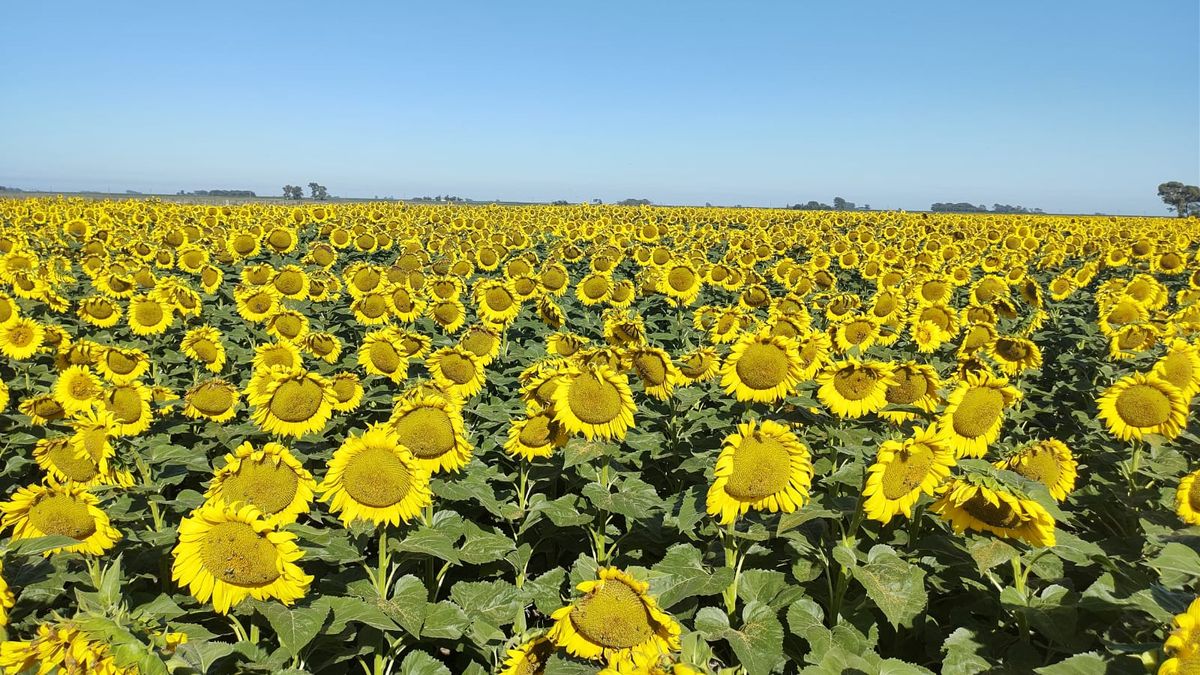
<box><xmin>816</xmin><ymin>359</ymin><xmax>898</xmax><ymax>419</ymax></box>
<box><xmin>329</xmin><ymin>371</ymin><xmax>365</xmax><ymax>412</ymax></box>
<box><xmin>33</xmin><ymin>435</ymin><xmax>133</xmax><ymax>488</ymax></box>
<box><xmin>77</xmin><ymin>295</ymin><xmax>123</xmax><ymax>328</ymax></box>
<box><xmin>182</xmin><ymin>378</ymin><xmax>241</xmax><ymax>423</ymax></box>
<box><xmin>547</xmin><ymin>567</ymin><xmax>681</xmax><ymax>664</ymax></box>
<box><xmin>359</xmin><ymin>329</ymin><xmax>410</xmax><ymax>383</ymax></box>
<box><xmin>127</xmin><ymin>294</ymin><xmax>174</xmax><ymax>336</ymax></box>
<box><xmin>318</xmin><ymin>423</ymin><xmax>432</xmax><ymax>526</ymax></box>
<box><xmin>95</xmin><ymin>346</ymin><xmax>150</xmax><ymax>383</ymax></box>
<box><xmin>1160</xmin><ymin>597</ymin><xmax>1200</xmax><ymax>675</ymax></box>
<box><xmin>171</xmin><ymin>501</ymin><xmax>311</xmax><ymax>614</ymax></box>
<box><xmin>938</xmin><ymin>372</ymin><xmax>1023</xmax><ymax>457</ymax></box>
<box><xmin>459</xmin><ymin>323</ymin><xmax>505</xmax><ymax>366</ymax></box>
<box><xmin>676</xmin><ymin>347</ymin><xmax>720</xmax><ymax>384</ymax></box>
<box><xmin>0</xmin><ymin>562</ymin><xmax>11</xmax><ymax>626</ymax></box>
<box><xmin>996</xmin><ymin>439</ymin><xmax>1078</xmax><ymax>502</ymax></box>
<box><xmin>499</xmin><ymin>635</ymin><xmax>556</xmax><ymax>675</ymax></box>
<box><xmin>1176</xmin><ymin>469</ymin><xmax>1200</xmax><ymax>526</ymax></box>
<box><xmin>20</xmin><ymin>394</ymin><xmax>67</xmax><ymax>425</ymax></box>
<box><xmin>706</xmin><ymin>419</ymin><xmax>813</xmax><ymax>525</ymax></box>
<box><xmin>253</xmin><ymin>339</ymin><xmax>303</xmax><ymax>372</ymax></box>
<box><xmin>879</xmin><ymin>362</ymin><xmax>942</xmax><ymax>424</ymax></box>
<box><xmin>388</xmin><ymin>395</ymin><xmax>473</xmax><ymax>474</ymax></box>
<box><xmin>719</xmin><ymin>332</ymin><xmax>805</xmax><ymax>404</ymax></box>
<box><xmin>426</xmin><ymin>345</ymin><xmax>487</xmax><ymax>399</ymax></box>
<box><xmin>206</xmin><ymin>441</ymin><xmax>316</xmax><ymax>526</ymax></box>
<box><xmin>863</xmin><ymin>424</ymin><xmax>956</xmax><ymax>524</ymax></box>
<box><xmin>248</xmin><ymin>366</ymin><xmax>337</xmax><ymax>438</ymax></box>
<box><xmin>625</xmin><ymin>345</ymin><xmax>681</xmax><ymax>400</ymax></box>
<box><xmin>0</xmin><ymin>481</ymin><xmax>121</xmax><ymax>556</ymax></box>
<box><xmin>475</xmin><ymin>279</ymin><xmax>522</xmax><ymax>324</ymax></box>
<box><xmin>53</xmin><ymin>365</ymin><xmax>104</xmax><ymax>415</ymax></box>
<box><xmin>505</xmin><ymin>408</ymin><xmax>570</xmax><ymax>461</ymax></box>
<box><xmin>1097</xmin><ymin>372</ymin><xmax>1188</xmax><ymax>442</ymax></box>
<box><xmin>1154</xmin><ymin>339</ymin><xmax>1200</xmax><ymax>400</ymax></box>
<box><xmin>551</xmin><ymin>365</ymin><xmax>637</xmax><ymax>440</ymax></box>
<box><xmin>101</xmin><ymin>380</ymin><xmax>154</xmax><ymax>436</ymax></box>
<box><xmin>0</xmin><ymin>316</ymin><xmax>44</xmax><ymax>360</ymax></box>
<box><xmin>0</xmin><ymin>622</ymin><xmax>136</xmax><ymax>675</ymax></box>
<box><xmin>429</xmin><ymin>298</ymin><xmax>467</xmax><ymax>334</ymax></box>
<box><xmin>930</xmin><ymin>476</ymin><xmax>1056</xmax><ymax>547</ymax></box>
<box><xmin>988</xmin><ymin>335</ymin><xmax>1042</xmax><ymax>376</ymax></box>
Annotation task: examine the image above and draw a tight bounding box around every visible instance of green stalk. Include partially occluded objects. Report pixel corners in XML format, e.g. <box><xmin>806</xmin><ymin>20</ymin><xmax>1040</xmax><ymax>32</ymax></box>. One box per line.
<box><xmin>722</xmin><ymin>520</ymin><xmax>741</xmax><ymax>616</ymax></box>
<box><xmin>132</xmin><ymin>452</ymin><xmax>164</xmax><ymax>531</ymax></box>
<box><xmin>375</xmin><ymin>526</ymin><xmax>390</xmax><ymax>600</ymax></box>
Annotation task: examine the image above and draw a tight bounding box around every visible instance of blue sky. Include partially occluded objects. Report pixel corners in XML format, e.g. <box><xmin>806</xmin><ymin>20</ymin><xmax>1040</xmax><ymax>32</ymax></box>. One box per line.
<box><xmin>0</xmin><ymin>1</ymin><xmax>1196</xmax><ymax>214</ymax></box>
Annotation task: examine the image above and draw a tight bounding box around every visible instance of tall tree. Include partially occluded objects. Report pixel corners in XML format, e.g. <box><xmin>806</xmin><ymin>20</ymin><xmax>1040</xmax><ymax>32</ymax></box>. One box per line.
<box><xmin>1158</xmin><ymin>181</ymin><xmax>1200</xmax><ymax>217</ymax></box>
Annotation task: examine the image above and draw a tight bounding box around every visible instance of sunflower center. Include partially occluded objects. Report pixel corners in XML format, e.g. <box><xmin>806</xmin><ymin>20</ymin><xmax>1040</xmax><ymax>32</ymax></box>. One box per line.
<box><xmin>485</xmin><ymin>288</ymin><xmax>514</xmax><ymax>311</ymax></box>
<box><xmin>8</xmin><ymin>324</ymin><xmax>34</xmax><ymax>347</ymax></box>
<box><xmin>200</xmin><ymin>521</ymin><xmax>282</xmax><ymax>587</ymax></box>
<box><xmin>260</xmin><ymin>346</ymin><xmax>295</xmax><ymax>369</ymax></box>
<box><xmin>569</xmin><ymin>580</ymin><xmax>655</xmax><ymax>649</ymax></box>
<box><xmin>519</xmin><ymin>415</ymin><xmax>554</xmax><ymax>447</ymax></box>
<box><xmin>1114</xmin><ymin>384</ymin><xmax>1171</xmax><ymax>427</ymax></box>
<box><xmin>951</xmin><ymin>387</ymin><xmax>1005</xmax><ymax>438</ymax></box>
<box><xmin>29</xmin><ymin>495</ymin><xmax>97</xmax><ymax>540</ymax></box>
<box><xmin>1160</xmin><ymin>353</ymin><xmax>1195</xmax><ymax>392</ymax></box>
<box><xmin>668</xmin><ymin>266</ymin><xmax>696</xmax><ymax>292</ymax></box>
<box><xmin>88</xmin><ymin>301</ymin><xmax>115</xmax><ymax>319</ymax></box>
<box><xmin>1012</xmin><ymin>447</ymin><xmax>1060</xmax><ymax>488</ymax></box>
<box><xmin>342</xmin><ymin>446</ymin><xmax>414</xmax><ymax>508</ymax></box>
<box><xmin>885</xmin><ymin>368</ymin><xmax>928</xmax><ymax>405</ymax></box>
<box><xmin>434</xmin><ymin>302</ymin><xmax>461</xmax><ymax>324</ymax></box>
<box><xmin>190</xmin><ymin>384</ymin><xmax>234</xmax><ymax>415</ymax></box>
<box><xmin>133</xmin><ymin>301</ymin><xmax>164</xmax><ymax>326</ymax></box>
<box><xmin>438</xmin><ymin>353</ymin><xmax>476</xmax><ymax>385</ymax></box>
<box><xmin>880</xmin><ymin>445</ymin><xmax>935</xmax><ymax>500</ymax></box>
<box><xmin>332</xmin><ymin>377</ymin><xmax>358</xmax><ymax>403</ymax></box>
<box><xmin>268</xmin><ymin>229</ymin><xmax>293</xmax><ymax>250</ymax></box>
<box><xmin>361</xmin><ymin>295</ymin><xmax>388</xmax><ymax>318</ymax></box>
<box><xmin>735</xmin><ymin>343</ymin><xmax>790</xmax><ymax>390</ymax></box>
<box><xmin>462</xmin><ymin>332</ymin><xmax>496</xmax><ymax>358</ymax></box>
<box><xmin>1107</xmin><ymin>303</ymin><xmax>1139</xmax><ymax>324</ymax></box>
<box><xmin>369</xmin><ymin>341</ymin><xmax>403</xmax><ymax>374</ymax></box>
<box><xmin>268</xmin><ymin>379</ymin><xmax>325</xmax><ymax>423</ymax></box>
<box><xmin>275</xmin><ymin>314</ymin><xmax>303</xmax><ymax>337</ymax></box>
<box><xmin>959</xmin><ymin>491</ymin><xmax>1023</xmax><ymax>529</ymax></box>
<box><xmin>107</xmin><ymin>387</ymin><xmax>144</xmax><ymax>423</ymax></box>
<box><xmin>392</xmin><ymin>289</ymin><xmax>414</xmax><ymax>312</ymax></box>
<box><xmin>724</xmin><ymin>433</ymin><xmax>793</xmax><ymax>500</ymax></box>
<box><xmin>566</xmin><ymin>372</ymin><xmax>624</xmax><ymax>424</ymax></box>
<box><xmin>191</xmin><ymin>339</ymin><xmax>220</xmax><ymax>363</ymax></box>
<box><xmin>842</xmin><ymin>320</ymin><xmax>874</xmax><ymax>345</ymax></box>
<box><xmin>631</xmin><ymin>352</ymin><xmax>668</xmax><ymax>386</ymax></box>
<box><xmin>275</xmin><ymin>270</ymin><xmax>304</xmax><ymax>295</ymax></box>
<box><xmin>45</xmin><ymin>439</ymin><xmax>99</xmax><ymax>482</ymax></box>
<box><xmin>832</xmin><ymin>367</ymin><xmax>880</xmax><ymax>401</ymax></box>
<box><xmin>70</xmin><ymin>376</ymin><xmax>99</xmax><ymax>400</ymax></box>
<box><xmin>582</xmin><ymin>276</ymin><xmax>609</xmax><ymax>300</ymax></box>
<box><xmin>995</xmin><ymin>338</ymin><xmax>1028</xmax><ymax>361</ymax></box>
<box><xmin>219</xmin><ymin>460</ymin><xmax>300</xmax><ymax>515</ymax></box>
<box><xmin>393</xmin><ymin>407</ymin><xmax>456</xmax><ymax>459</ymax></box>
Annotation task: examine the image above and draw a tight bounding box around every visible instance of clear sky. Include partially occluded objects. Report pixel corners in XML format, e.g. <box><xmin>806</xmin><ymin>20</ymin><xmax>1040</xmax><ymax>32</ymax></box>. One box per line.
<box><xmin>1</xmin><ymin>1</ymin><xmax>1196</xmax><ymax>214</ymax></box>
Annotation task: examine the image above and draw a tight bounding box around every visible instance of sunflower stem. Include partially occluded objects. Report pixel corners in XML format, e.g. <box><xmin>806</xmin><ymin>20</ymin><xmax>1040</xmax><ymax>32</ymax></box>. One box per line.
<box><xmin>723</xmin><ymin>519</ymin><xmax>740</xmax><ymax>616</ymax></box>
<box><xmin>1010</xmin><ymin>555</ymin><xmax>1030</xmax><ymax>641</ymax></box>
<box><xmin>517</xmin><ymin>462</ymin><xmax>529</xmax><ymax>514</ymax></box>
<box><xmin>375</xmin><ymin>526</ymin><xmax>390</xmax><ymax>600</ymax></box>
<box><xmin>132</xmin><ymin>452</ymin><xmax>164</xmax><ymax>531</ymax></box>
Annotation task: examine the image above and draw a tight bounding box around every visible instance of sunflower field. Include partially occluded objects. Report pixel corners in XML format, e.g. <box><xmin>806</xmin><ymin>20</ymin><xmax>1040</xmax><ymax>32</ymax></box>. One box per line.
<box><xmin>0</xmin><ymin>198</ymin><xmax>1198</xmax><ymax>675</ymax></box>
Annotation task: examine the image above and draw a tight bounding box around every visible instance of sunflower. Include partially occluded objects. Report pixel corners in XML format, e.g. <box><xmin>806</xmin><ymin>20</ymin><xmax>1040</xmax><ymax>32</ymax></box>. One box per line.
<box><xmin>388</xmin><ymin>283</ymin><xmax>426</xmax><ymax>322</ymax></box>
<box><xmin>33</xmin><ymin>435</ymin><xmax>132</xmax><ymax>488</ymax></box>
<box><xmin>77</xmin><ymin>295</ymin><xmax>123</xmax><ymax>328</ymax></box>
<box><xmin>0</xmin><ymin>481</ymin><xmax>121</xmax><ymax>556</ymax></box>
<box><xmin>102</xmin><ymin>380</ymin><xmax>154</xmax><ymax>436</ymax></box>
<box><xmin>235</xmin><ymin>286</ymin><xmax>281</xmax><ymax>323</ymax></box>
<box><xmin>676</xmin><ymin>347</ymin><xmax>720</xmax><ymax>383</ymax></box>
<box><xmin>1161</xmin><ymin>597</ymin><xmax>1200</xmax><ymax>675</ymax></box>
<box><xmin>988</xmin><ymin>335</ymin><xmax>1042</xmax><ymax>375</ymax></box>
<box><xmin>996</xmin><ymin>439</ymin><xmax>1077</xmax><ymax>502</ymax></box>
<box><xmin>127</xmin><ymin>294</ymin><xmax>174</xmax><ymax>336</ymax></box>
<box><xmin>706</xmin><ymin>419</ymin><xmax>813</xmax><ymax>524</ymax></box>
<box><xmin>548</xmin><ymin>567</ymin><xmax>681</xmax><ymax>664</ymax></box>
<box><xmin>359</xmin><ymin>329</ymin><xmax>410</xmax><ymax>383</ymax></box>
<box><xmin>659</xmin><ymin>262</ymin><xmax>703</xmax><ymax>306</ymax></box>
<box><xmin>548</xmin><ymin>332</ymin><xmax>590</xmax><ymax>358</ymax></box>
<box><xmin>505</xmin><ymin>408</ymin><xmax>570</xmax><ymax>461</ymax></box>
<box><xmin>1109</xmin><ymin>323</ymin><xmax>1159</xmax><ymax>361</ymax></box>
<box><xmin>183</xmin><ymin>378</ymin><xmax>241</xmax><ymax>423</ymax></box>
<box><xmin>53</xmin><ymin>365</ymin><xmax>104</xmax><ymax>415</ymax></box>
<box><xmin>603</xmin><ymin>310</ymin><xmax>646</xmax><ymax>347</ymax></box>
<box><xmin>181</xmin><ymin>325</ymin><xmax>227</xmax><ymax>372</ymax></box>
<box><xmin>863</xmin><ymin>424</ymin><xmax>956</xmax><ymax>524</ymax></box>
<box><xmin>266</xmin><ymin>308</ymin><xmax>311</xmax><ymax>342</ymax></box>
<box><xmin>938</xmin><ymin>372</ymin><xmax>1023</xmax><ymax>457</ymax></box>
<box><xmin>499</xmin><ymin>635</ymin><xmax>556</xmax><ymax>675</ymax></box>
<box><xmin>426</xmin><ymin>346</ymin><xmax>487</xmax><ymax>399</ymax></box>
<box><xmin>0</xmin><ymin>563</ymin><xmax>11</xmax><ymax>626</ymax></box>
<box><xmin>577</xmin><ymin>272</ymin><xmax>612</xmax><ymax>306</ymax></box>
<box><xmin>1154</xmin><ymin>339</ymin><xmax>1200</xmax><ymax>400</ymax></box>
<box><xmin>832</xmin><ymin>315</ymin><xmax>881</xmax><ymax>353</ymax></box>
<box><xmin>253</xmin><ymin>339</ymin><xmax>303</xmax><ymax>372</ymax></box>
<box><xmin>249</xmin><ymin>367</ymin><xmax>337</xmax><ymax>438</ymax></box>
<box><xmin>537</xmin><ymin>295</ymin><xmax>565</xmax><ymax>328</ymax></box>
<box><xmin>298</xmin><ymin>331</ymin><xmax>342</xmax><ymax>364</ymax></box>
<box><xmin>1176</xmin><ymin>469</ymin><xmax>1200</xmax><ymax>527</ymax></box>
<box><xmin>206</xmin><ymin>441</ymin><xmax>316</xmax><ymax>526</ymax></box>
<box><xmin>475</xmin><ymin>279</ymin><xmax>522</xmax><ymax>324</ymax></box>
<box><xmin>930</xmin><ymin>476</ymin><xmax>1056</xmax><ymax>547</ymax></box>
<box><xmin>625</xmin><ymin>345</ymin><xmax>681</xmax><ymax>400</ymax></box>
<box><xmin>20</xmin><ymin>394</ymin><xmax>67</xmax><ymax>425</ymax></box>
<box><xmin>271</xmin><ymin>264</ymin><xmax>310</xmax><ymax>299</ymax></box>
<box><xmin>719</xmin><ymin>332</ymin><xmax>805</xmax><ymax>403</ymax></box>
<box><xmin>816</xmin><ymin>359</ymin><xmax>898</xmax><ymax>419</ymax></box>
<box><xmin>429</xmin><ymin>298</ymin><xmax>467</xmax><ymax>334</ymax></box>
<box><xmin>459</xmin><ymin>323</ymin><xmax>504</xmax><ymax>366</ymax></box>
<box><xmin>879</xmin><ymin>362</ymin><xmax>942</xmax><ymax>424</ymax></box>
<box><xmin>1097</xmin><ymin>372</ymin><xmax>1188</xmax><ymax>442</ymax></box>
<box><xmin>171</xmin><ymin>501</ymin><xmax>311</xmax><ymax>614</ymax></box>
<box><xmin>318</xmin><ymin>423</ymin><xmax>432</xmax><ymax>526</ymax></box>
<box><xmin>329</xmin><ymin>371</ymin><xmax>365</xmax><ymax>412</ymax></box>
<box><xmin>0</xmin><ymin>316</ymin><xmax>44</xmax><ymax>360</ymax></box>
<box><xmin>0</xmin><ymin>622</ymin><xmax>136</xmax><ymax>675</ymax></box>
<box><xmin>351</xmin><ymin>291</ymin><xmax>393</xmax><ymax>326</ymax></box>
<box><xmin>551</xmin><ymin>365</ymin><xmax>637</xmax><ymax>440</ymax></box>
<box><xmin>388</xmin><ymin>395</ymin><xmax>473</xmax><ymax>474</ymax></box>
<box><xmin>95</xmin><ymin>346</ymin><xmax>150</xmax><ymax>382</ymax></box>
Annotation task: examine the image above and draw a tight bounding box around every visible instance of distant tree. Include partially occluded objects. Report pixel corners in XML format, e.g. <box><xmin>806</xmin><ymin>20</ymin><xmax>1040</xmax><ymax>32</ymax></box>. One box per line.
<box><xmin>282</xmin><ymin>185</ymin><xmax>304</xmax><ymax>200</ymax></box>
<box><xmin>551</xmin><ymin>200</ymin><xmax>570</xmax><ymax>206</ymax></box>
<box><xmin>789</xmin><ymin>200</ymin><xmax>832</xmax><ymax>210</ymax></box>
<box><xmin>1158</xmin><ymin>181</ymin><xmax>1200</xmax><ymax>217</ymax></box>
<box><xmin>833</xmin><ymin>197</ymin><xmax>846</xmax><ymax>210</ymax></box>
<box><xmin>617</xmin><ymin>198</ymin><xmax>652</xmax><ymax>206</ymax></box>
<box><xmin>591</xmin><ymin>198</ymin><xmax>602</xmax><ymax>205</ymax></box>
<box><xmin>308</xmin><ymin>183</ymin><xmax>329</xmax><ymax>200</ymax></box>
<box><xmin>931</xmin><ymin>202</ymin><xmax>988</xmax><ymax>213</ymax></box>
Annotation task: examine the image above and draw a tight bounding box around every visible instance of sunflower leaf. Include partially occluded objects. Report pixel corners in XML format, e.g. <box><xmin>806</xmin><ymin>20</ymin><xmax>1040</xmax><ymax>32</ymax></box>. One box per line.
<box><xmin>396</xmin><ymin>649</ymin><xmax>451</xmax><ymax>675</ymax></box>
<box><xmin>647</xmin><ymin>543</ymin><xmax>734</xmax><ymax>609</ymax></box>
<box><xmin>257</xmin><ymin>600</ymin><xmax>330</xmax><ymax>658</ymax></box>
<box><xmin>850</xmin><ymin>544</ymin><xmax>927</xmax><ymax>628</ymax></box>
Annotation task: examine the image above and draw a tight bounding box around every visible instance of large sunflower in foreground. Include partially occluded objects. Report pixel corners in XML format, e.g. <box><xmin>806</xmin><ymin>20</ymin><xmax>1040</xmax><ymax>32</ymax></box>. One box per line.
<box><xmin>318</xmin><ymin>423</ymin><xmax>432</xmax><ymax>526</ymax></box>
<box><xmin>171</xmin><ymin>501</ymin><xmax>311</xmax><ymax>614</ymax></box>
<box><xmin>719</xmin><ymin>332</ymin><xmax>805</xmax><ymax>403</ymax></box>
<box><xmin>1161</xmin><ymin>597</ymin><xmax>1200</xmax><ymax>675</ymax></box>
<box><xmin>930</xmin><ymin>475</ymin><xmax>1056</xmax><ymax>547</ymax></box>
<box><xmin>550</xmin><ymin>365</ymin><xmax>637</xmax><ymax>440</ymax></box>
<box><xmin>0</xmin><ymin>481</ymin><xmax>121</xmax><ymax>556</ymax></box>
<box><xmin>249</xmin><ymin>366</ymin><xmax>337</xmax><ymax>438</ymax></box>
<box><xmin>548</xmin><ymin>567</ymin><xmax>681</xmax><ymax>665</ymax></box>
<box><xmin>938</xmin><ymin>372</ymin><xmax>1023</xmax><ymax>457</ymax></box>
<box><xmin>816</xmin><ymin>359</ymin><xmax>898</xmax><ymax>419</ymax></box>
<box><xmin>863</xmin><ymin>424</ymin><xmax>956</xmax><ymax>524</ymax></box>
<box><xmin>206</xmin><ymin>441</ymin><xmax>316</xmax><ymax>527</ymax></box>
<box><xmin>706</xmin><ymin>419</ymin><xmax>813</xmax><ymax>525</ymax></box>
<box><xmin>995</xmin><ymin>439</ymin><xmax>1077</xmax><ymax>502</ymax></box>
<box><xmin>1097</xmin><ymin>372</ymin><xmax>1188</xmax><ymax>441</ymax></box>
<box><xmin>388</xmin><ymin>395</ymin><xmax>473</xmax><ymax>474</ymax></box>
<box><xmin>0</xmin><ymin>622</ymin><xmax>136</xmax><ymax>674</ymax></box>
<box><xmin>33</xmin><ymin>435</ymin><xmax>132</xmax><ymax>488</ymax></box>
<box><xmin>0</xmin><ymin>316</ymin><xmax>44</xmax><ymax>360</ymax></box>
<box><xmin>1175</xmin><ymin>469</ymin><xmax>1200</xmax><ymax>526</ymax></box>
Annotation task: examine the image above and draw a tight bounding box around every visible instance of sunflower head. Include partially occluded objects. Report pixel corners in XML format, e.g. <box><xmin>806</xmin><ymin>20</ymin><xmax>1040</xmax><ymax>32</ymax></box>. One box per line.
<box><xmin>930</xmin><ymin>471</ymin><xmax>1056</xmax><ymax>547</ymax></box>
<box><xmin>547</xmin><ymin>567</ymin><xmax>681</xmax><ymax>663</ymax></box>
<box><xmin>0</xmin><ymin>481</ymin><xmax>122</xmax><ymax>556</ymax></box>
<box><xmin>706</xmin><ymin>419</ymin><xmax>813</xmax><ymax>525</ymax></box>
<box><xmin>318</xmin><ymin>423</ymin><xmax>433</xmax><ymax>526</ymax></box>
<box><xmin>1097</xmin><ymin>372</ymin><xmax>1187</xmax><ymax>442</ymax></box>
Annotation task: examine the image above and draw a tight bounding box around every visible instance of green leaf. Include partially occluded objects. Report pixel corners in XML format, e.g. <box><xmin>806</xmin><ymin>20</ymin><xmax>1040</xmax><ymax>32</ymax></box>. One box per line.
<box><xmin>258</xmin><ymin>601</ymin><xmax>330</xmax><ymax>657</ymax></box>
<box><xmin>581</xmin><ymin>476</ymin><xmax>664</xmax><ymax>521</ymax></box>
<box><xmin>1034</xmin><ymin>652</ymin><xmax>1107</xmax><ymax>674</ymax></box>
<box><xmin>396</xmin><ymin>649</ymin><xmax>450</xmax><ymax>675</ymax></box>
<box><xmin>693</xmin><ymin>605</ymin><xmax>730</xmax><ymax>637</ymax></box>
<box><xmin>528</xmin><ymin>494</ymin><xmax>592</xmax><ymax>527</ymax></box>
<box><xmin>737</xmin><ymin>569</ymin><xmax>789</xmax><ymax>608</ymax></box>
<box><xmin>525</xmin><ymin>567</ymin><xmax>567</xmax><ymax>615</ymax></box>
<box><xmin>940</xmin><ymin>627</ymin><xmax>991</xmax><ymax>675</ymax></box>
<box><xmin>1150</xmin><ymin>542</ymin><xmax>1200</xmax><ymax>587</ymax></box>
<box><xmin>647</xmin><ymin>543</ymin><xmax>734</xmax><ymax>609</ymax></box>
<box><xmin>725</xmin><ymin>601</ymin><xmax>785</xmax><ymax>675</ymax></box>
<box><xmin>787</xmin><ymin>598</ymin><xmax>832</xmax><ymax>660</ymax></box>
<box><xmin>421</xmin><ymin>601</ymin><xmax>469</xmax><ymax>640</ymax></box>
<box><xmin>319</xmin><ymin>596</ymin><xmax>402</xmax><ymax>634</ymax></box>
<box><xmin>544</xmin><ymin>654</ymin><xmax>598</xmax><ymax>675</ymax></box>
<box><xmin>177</xmin><ymin>641</ymin><xmax>236</xmax><ymax>672</ymax></box>
<box><xmin>450</xmin><ymin>580</ymin><xmax>528</xmax><ymax>627</ymax></box>
<box><xmin>7</xmin><ymin>535</ymin><xmax>80</xmax><ymax>556</ymax></box>
<box><xmin>457</xmin><ymin>523</ymin><xmax>515</xmax><ymax>565</ymax></box>
<box><xmin>382</xmin><ymin>575</ymin><xmax>429</xmax><ymax>637</ymax></box>
<box><xmin>850</xmin><ymin>545</ymin><xmax>927</xmax><ymax>628</ymax></box>
<box><xmin>396</xmin><ymin>527</ymin><xmax>461</xmax><ymax>564</ymax></box>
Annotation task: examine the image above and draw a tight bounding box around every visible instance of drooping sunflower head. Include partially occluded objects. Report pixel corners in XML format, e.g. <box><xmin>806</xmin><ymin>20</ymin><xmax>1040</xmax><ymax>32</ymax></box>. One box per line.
<box><xmin>879</xmin><ymin>362</ymin><xmax>942</xmax><ymax>424</ymax></box>
<box><xmin>0</xmin><ymin>481</ymin><xmax>122</xmax><ymax>556</ymax></box>
<box><xmin>547</xmin><ymin>567</ymin><xmax>681</xmax><ymax>663</ymax></box>
<box><xmin>1154</xmin><ymin>339</ymin><xmax>1200</xmax><ymax>400</ymax></box>
<box><xmin>548</xmin><ymin>332</ymin><xmax>590</xmax><ymax>358</ymax></box>
<box><xmin>719</xmin><ymin>332</ymin><xmax>804</xmax><ymax>404</ymax></box>
<box><xmin>996</xmin><ymin>439</ymin><xmax>1077</xmax><ymax>502</ymax></box>
<box><xmin>1097</xmin><ymin>372</ymin><xmax>1187</xmax><ymax>442</ymax></box>
<box><xmin>253</xmin><ymin>339</ymin><xmax>303</xmax><ymax>373</ymax></box>
<box><xmin>498</xmin><ymin>636</ymin><xmax>556</xmax><ymax>675</ymax></box>
<box><xmin>624</xmin><ymin>345</ymin><xmax>680</xmax><ymax>400</ymax></box>
<box><xmin>329</xmin><ymin>371</ymin><xmax>365</xmax><ymax>412</ymax></box>
<box><xmin>429</xmin><ymin>298</ymin><xmax>467</xmax><ymax>334</ymax></box>
<box><xmin>102</xmin><ymin>380</ymin><xmax>153</xmax><ymax>436</ymax></box>
<box><xmin>816</xmin><ymin>358</ymin><xmax>898</xmax><ymax>419</ymax></box>
<box><xmin>249</xmin><ymin>366</ymin><xmax>336</xmax><ymax>439</ymax></box>
<box><xmin>20</xmin><ymin>394</ymin><xmax>67</xmax><ymax>426</ymax></box>
<box><xmin>183</xmin><ymin>378</ymin><xmax>241</xmax><ymax>423</ymax></box>
<box><xmin>358</xmin><ymin>329</ymin><xmax>409</xmax><ymax>383</ymax></box>
<box><xmin>459</xmin><ymin>323</ymin><xmax>504</xmax><ymax>365</ymax></box>
<box><xmin>550</xmin><ymin>365</ymin><xmax>637</xmax><ymax>441</ymax></box>
<box><xmin>930</xmin><ymin>473</ymin><xmax>1056</xmax><ymax>547</ymax></box>
<box><xmin>505</xmin><ymin>408</ymin><xmax>570</xmax><ymax>461</ymax></box>
<box><xmin>706</xmin><ymin>419</ymin><xmax>813</xmax><ymax>525</ymax></box>
<box><xmin>318</xmin><ymin>423</ymin><xmax>432</xmax><ymax>526</ymax></box>
<box><xmin>676</xmin><ymin>347</ymin><xmax>720</xmax><ymax>383</ymax></box>
<box><xmin>206</xmin><ymin>441</ymin><xmax>317</xmax><ymax>526</ymax></box>
<box><xmin>863</xmin><ymin>423</ymin><xmax>956</xmax><ymax>524</ymax></box>
<box><xmin>988</xmin><ymin>335</ymin><xmax>1042</xmax><ymax>375</ymax></box>
<box><xmin>181</xmin><ymin>325</ymin><xmax>227</xmax><ymax>372</ymax></box>
<box><xmin>0</xmin><ymin>622</ymin><xmax>133</xmax><ymax>674</ymax></box>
